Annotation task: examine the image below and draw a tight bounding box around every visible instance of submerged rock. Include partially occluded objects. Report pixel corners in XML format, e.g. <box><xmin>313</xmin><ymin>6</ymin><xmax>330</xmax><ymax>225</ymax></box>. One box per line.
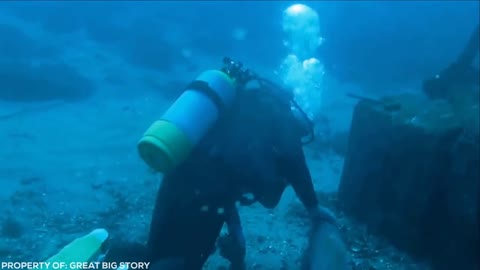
<box><xmin>0</xmin><ymin>61</ymin><xmax>95</xmax><ymax>102</ymax></box>
<box><xmin>0</xmin><ymin>23</ymin><xmax>95</xmax><ymax>102</ymax></box>
<box><xmin>1</xmin><ymin>216</ymin><xmax>24</xmax><ymax>239</ymax></box>
<box><xmin>339</xmin><ymin>93</ymin><xmax>479</xmax><ymax>270</ymax></box>
<box><xmin>0</xmin><ymin>23</ymin><xmax>57</xmax><ymax>61</ymax></box>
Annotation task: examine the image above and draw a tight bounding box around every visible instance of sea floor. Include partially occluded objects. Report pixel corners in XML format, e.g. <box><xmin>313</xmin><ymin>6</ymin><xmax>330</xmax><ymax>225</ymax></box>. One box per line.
<box><xmin>0</xmin><ymin>96</ymin><xmax>431</xmax><ymax>270</ymax></box>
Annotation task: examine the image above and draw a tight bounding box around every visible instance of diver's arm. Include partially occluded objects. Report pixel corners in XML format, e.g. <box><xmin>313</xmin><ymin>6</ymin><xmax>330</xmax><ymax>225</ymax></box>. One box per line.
<box><xmin>279</xmin><ymin>147</ymin><xmax>318</xmax><ymax>213</ymax></box>
<box><xmin>279</xmin><ymin>144</ymin><xmax>337</xmax><ymax>226</ymax></box>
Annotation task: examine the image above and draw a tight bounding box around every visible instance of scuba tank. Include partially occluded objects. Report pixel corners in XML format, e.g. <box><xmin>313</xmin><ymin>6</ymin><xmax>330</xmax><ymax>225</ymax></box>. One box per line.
<box><xmin>138</xmin><ymin>58</ymin><xmax>252</xmax><ymax>173</ymax></box>
<box><xmin>138</xmin><ymin>57</ymin><xmax>315</xmax><ymax>174</ymax></box>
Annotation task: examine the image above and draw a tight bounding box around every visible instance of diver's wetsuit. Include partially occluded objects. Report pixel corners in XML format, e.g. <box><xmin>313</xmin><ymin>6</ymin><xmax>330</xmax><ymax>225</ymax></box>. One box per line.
<box><xmin>106</xmin><ymin>86</ymin><xmax>320</xmax><ymax>270</ymax></box>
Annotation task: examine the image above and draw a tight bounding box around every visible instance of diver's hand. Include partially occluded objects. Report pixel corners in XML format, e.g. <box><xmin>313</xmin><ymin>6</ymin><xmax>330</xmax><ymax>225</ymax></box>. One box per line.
<box><xmin>308</xmin><ymin>206</ymin><xmax>337</xmax><ymax>227</ymax></box>
<box><xmin>217</xmin><ymin>233</ymin><xmax>246</xmax><ymax>270</ymax></box>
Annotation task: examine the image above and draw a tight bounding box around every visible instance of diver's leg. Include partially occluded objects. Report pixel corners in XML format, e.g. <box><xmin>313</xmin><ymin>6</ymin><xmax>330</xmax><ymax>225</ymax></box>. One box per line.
<box><xmin>218</xmin><ymin>205</ymin><xmax>246</xmax><ymax>270</ymax></box>
<box><xmin>147</xmin><ymin>176</ymin><xmax>225</xmax><ymax>270</ymax></box>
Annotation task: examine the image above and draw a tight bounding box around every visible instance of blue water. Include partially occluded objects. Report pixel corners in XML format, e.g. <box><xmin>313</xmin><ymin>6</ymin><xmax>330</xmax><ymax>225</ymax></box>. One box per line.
<box><xmin>0</xmin><ymin>1</ymin><xmax>478</xmax><ymax>269</ymax></box>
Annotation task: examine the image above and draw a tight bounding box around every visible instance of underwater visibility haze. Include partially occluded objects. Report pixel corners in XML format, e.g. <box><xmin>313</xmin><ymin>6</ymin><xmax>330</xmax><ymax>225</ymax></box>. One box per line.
<box><xmin>0</xmin><ymin>1</ymin><xmax>479</xmax><ymax>270</ymax></box>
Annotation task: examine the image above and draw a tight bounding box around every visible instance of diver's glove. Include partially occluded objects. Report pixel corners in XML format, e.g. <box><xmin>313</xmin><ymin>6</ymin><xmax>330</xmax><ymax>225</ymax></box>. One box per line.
<box><xmin>308</xmin><ymin>206</ymin><xmax>338</xmax><ymax>227</ymax></box>
<box><xmin>217</xmin><ymin>232</ymin><xmax>246</xmax><ymax>270</ymax></box>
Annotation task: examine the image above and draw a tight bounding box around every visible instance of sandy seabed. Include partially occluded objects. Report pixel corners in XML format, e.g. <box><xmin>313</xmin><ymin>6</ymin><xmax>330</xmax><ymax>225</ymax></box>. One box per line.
<box><xmin>0</xmin><ymin>96</ymin><xmax>430</xmax><ymax>270</ymax></box>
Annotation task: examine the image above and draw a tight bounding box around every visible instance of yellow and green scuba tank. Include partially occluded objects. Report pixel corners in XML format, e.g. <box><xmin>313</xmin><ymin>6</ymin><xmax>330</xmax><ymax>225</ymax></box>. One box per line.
<box><xmin>137</xmin><ymin>58</ymin><xmax>246</xmax><ymax>174</ymax></box>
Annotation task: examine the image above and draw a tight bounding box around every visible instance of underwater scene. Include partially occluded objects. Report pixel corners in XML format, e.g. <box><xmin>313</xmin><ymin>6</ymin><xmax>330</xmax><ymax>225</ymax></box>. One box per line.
<box><xmin>0</xmin><ymin>1</ymin><xmax>479</xmax><ymax>270</ymax></box>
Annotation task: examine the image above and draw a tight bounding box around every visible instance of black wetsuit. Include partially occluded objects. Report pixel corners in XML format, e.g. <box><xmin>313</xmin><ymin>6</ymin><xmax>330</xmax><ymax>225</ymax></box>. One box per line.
<box><xmin>106</xmin><ymin>87</ymin><xmax>319</xmax><ymax>269</ymax></box>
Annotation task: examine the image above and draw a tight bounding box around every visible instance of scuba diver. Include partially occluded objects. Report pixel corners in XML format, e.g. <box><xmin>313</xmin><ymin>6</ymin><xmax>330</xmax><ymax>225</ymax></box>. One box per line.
<box><xmin>103</xmin><ymin>57</ymin><xmax>338</xmax><ymax>270</ymax></box>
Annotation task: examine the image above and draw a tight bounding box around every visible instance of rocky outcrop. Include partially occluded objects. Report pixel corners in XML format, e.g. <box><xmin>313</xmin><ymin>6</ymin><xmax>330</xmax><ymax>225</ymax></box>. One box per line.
<box><xmin>338</xmin><ymin>93</ymin><xmax>479</xmax><ymax>270</ymax></box>
<box><xmin>0</xmin><ymin>23</ymin><xmax>95</xmax><ymax>102</ymax></box>
<box><xmin>0</xmin><ymin>61</ymin><xmax>95</xmax><ymax>102</ymax></box>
